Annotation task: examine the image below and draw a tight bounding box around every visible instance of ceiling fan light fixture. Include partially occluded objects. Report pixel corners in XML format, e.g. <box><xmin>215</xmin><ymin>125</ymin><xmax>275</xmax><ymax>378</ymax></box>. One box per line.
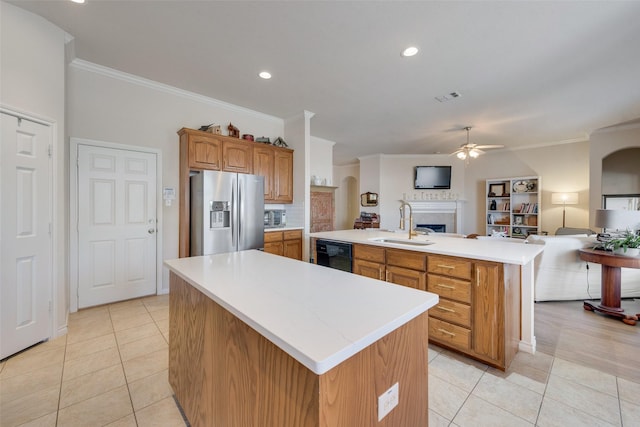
<box><xmin>456</xmin><ymin>151</ymin><xmax>467</xmax><ymax>160</ymax></box>
<box><xmin>469</xmin><ymin>149</ymin><xmax>480</xmax><ymax>158</ymax></box>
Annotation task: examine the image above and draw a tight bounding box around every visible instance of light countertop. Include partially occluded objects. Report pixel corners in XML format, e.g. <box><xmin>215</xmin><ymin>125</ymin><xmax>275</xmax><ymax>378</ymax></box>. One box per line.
<box><xmin>310</xmin><ymin>229</ymin><xmax>544</xmax><ymax>265</ymax></box>
<box><xmin>264</xmin><ymin>226</ymin><xmax>303</xmax><ymax>232</ymax></box>
<box><xmin>164</xmin><ymin>250</ymin><xmax>438</xmax><ymax>375</ymax></box>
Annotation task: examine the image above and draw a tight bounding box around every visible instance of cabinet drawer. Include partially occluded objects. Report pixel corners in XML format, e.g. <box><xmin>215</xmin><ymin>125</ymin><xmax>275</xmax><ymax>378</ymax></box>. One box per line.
<box><xmin>264</xmin><ymin>231</ymin><xmax>283</xmax><ymax>243</ymax></box>
<box><xmin>427</xmin><ymin>275</ymin><xmax>471</xmax><ymax>304</ymax></box>
<box><xmin>429</xmin><ymin>317</ymin><xmax>471</xmax><ymax>351</ymax></box>
<box><xmin>283</xmin><ymin>229</ymin><xmax>302</xmax><ymax>240</ymax></box>
<box><xmin>353</xmin><ymin>244</ymin><xmax>385</xmax><ymax>263</ymax></box>
<box><xmin>430</xmin><ymin>298</ymin><xmax>471</xmax><ymax>328</ymax></box>
<box><xmin>386</xmin><ymin>249</ymin><xmax>426</xmax><ymax>271</ymax></box>
<box><xmin>428</xmin><ymin>255</ymin><xmax>471</xmax><ymax>280</ymax></box>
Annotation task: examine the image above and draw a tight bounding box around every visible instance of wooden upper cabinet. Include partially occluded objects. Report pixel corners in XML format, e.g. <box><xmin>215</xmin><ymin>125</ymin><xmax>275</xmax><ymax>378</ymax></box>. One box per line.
<box><xmin>222</xmin><ymin>139</ymin><xmax>253</xmax><ymax>173</ymax></box>
<box><xmin>253</xmin><ymin>146</ymin><xmax>275</xmax><ymax>200</ymax></box>
<box><xmin>273</xmin><ymin>149</ymin><xmax>293</xmax><ymax>203</ymax></box>
<box><xmin>181</xmin><ymin>129</ymin><xmax>222</xmax><ymax>170</ymax></box>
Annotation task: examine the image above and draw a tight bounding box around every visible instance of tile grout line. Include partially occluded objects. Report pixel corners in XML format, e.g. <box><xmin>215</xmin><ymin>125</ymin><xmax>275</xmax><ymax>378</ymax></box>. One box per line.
<box><xmin>109</xmin><ymin>302</ymin><xmax>140</xmax><ymax>427</ymax></box>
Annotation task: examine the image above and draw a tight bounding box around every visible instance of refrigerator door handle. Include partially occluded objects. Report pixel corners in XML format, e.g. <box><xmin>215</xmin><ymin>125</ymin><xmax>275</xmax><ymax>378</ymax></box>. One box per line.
<box><xmin>238</xmin><ymin>182</ymin><xmax>242</xmax><ymax>244</ymax></box>
<box><xmin>231</xmin><ymin>180</ymin><xmax>237</xmax><ymax>249</ymax></box>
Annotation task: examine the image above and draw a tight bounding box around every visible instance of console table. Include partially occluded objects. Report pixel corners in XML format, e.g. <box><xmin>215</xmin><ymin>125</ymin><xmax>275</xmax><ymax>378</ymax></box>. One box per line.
<box><xmin>579</xmin><ymin>248</ymin><xmax>640</xmax><ymax>325</ymax></box>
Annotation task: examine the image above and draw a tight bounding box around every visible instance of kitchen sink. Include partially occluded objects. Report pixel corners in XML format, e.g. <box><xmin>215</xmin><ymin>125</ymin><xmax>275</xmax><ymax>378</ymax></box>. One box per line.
<box><xmin>369</xmin><ymin>237</ymin><xmax>434</xmax><ymax>246</ymax></box>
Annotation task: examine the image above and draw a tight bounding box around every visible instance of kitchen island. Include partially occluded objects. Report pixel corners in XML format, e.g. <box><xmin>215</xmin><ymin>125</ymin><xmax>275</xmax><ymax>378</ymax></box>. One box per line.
<box><xmin>165</xmin><ymin>250</ymin><xmax>438</xmax><ymax>427</ymax></box>
<box><xmin>310</xmin><ymin>230</ymin><xmax>545</xmax><ymax>364</ymax></box>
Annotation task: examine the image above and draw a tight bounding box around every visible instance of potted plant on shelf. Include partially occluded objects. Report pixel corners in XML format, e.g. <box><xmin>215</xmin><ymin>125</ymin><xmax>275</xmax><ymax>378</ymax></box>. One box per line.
<box><xmin>606</xmin><ymin>230</ymin><xmax>640</xmax><ymax>256</ymax></box>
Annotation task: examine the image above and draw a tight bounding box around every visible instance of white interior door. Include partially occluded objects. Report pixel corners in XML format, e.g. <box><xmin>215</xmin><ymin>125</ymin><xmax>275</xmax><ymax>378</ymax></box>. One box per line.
<box><xmin>1</xmin><ymin>113</ymin><xmax>52</xmax><ymax>359</ymax></box>
<box><xmin>77</xmin><ymin>144</ymin><xmax>157</xmax><ymax>308</ymax></box>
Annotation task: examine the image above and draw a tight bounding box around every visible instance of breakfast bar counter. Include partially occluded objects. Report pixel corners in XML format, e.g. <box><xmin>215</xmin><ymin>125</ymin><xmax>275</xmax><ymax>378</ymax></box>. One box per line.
<box><xmin>165</xmin><ymin>250</ymin><xmax>438</xmax><ymax>426</ymax></box>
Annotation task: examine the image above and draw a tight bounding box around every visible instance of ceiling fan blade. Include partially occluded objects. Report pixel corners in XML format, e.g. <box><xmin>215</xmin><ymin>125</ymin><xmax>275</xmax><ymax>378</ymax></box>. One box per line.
<box><xmin>474</xmin><ymin>144</ymin><xmax>504</xmax><ymax>149</ymax></box>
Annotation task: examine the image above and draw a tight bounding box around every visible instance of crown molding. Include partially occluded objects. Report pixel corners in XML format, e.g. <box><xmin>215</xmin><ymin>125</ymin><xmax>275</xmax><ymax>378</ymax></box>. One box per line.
<box><xmin>69</xmin><ymin>59</ymin><xmax>282</xmax><ymax>124</ymax></box>
<box><xmin>591</xmin><ymin>119</ymin><xmax>640</xmax><ymax>135</ymax></box>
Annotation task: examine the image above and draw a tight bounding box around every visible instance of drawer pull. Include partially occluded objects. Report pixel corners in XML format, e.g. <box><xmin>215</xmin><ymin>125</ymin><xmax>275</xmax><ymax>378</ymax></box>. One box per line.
<box><xmin>437</xmin><ymin>328</ymin><xmax>456</xmax><ymax>337</ymax></box>
<box><xmin>437</xmin><ymin>306</ymin><xmax>455</xmax><ymax>313</ymax></box>
<box><xmin>437</xmin><ymin>264</ymin><xmax>456</xmax><ymax>270</ymax></box>
<box><xmin>436</xmin><ymin>283</ymin><xmax>455</xmax><ymax>290</ymax></box>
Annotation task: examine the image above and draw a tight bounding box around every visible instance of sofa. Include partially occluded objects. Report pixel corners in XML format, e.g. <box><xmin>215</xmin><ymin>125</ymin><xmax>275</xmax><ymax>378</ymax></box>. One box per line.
<box><xmin>525</xmin><ymin>234</ymin><xmax>640</xmax><ymax>301</ymax></box>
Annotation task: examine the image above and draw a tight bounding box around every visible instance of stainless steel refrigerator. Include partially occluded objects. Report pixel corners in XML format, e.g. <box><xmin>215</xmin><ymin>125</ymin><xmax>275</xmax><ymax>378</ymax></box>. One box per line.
<box><xmin>190</xmin><ymin>171</ymin><xmax>265</xmax><ymax>256</ymax></box>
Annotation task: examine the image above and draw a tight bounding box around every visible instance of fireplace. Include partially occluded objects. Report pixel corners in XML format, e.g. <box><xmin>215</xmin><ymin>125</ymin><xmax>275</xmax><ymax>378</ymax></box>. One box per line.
<box><xmin>406</xmin><ymin>200</ymin><xmax>464</xmax><ymax>234</ymax></box>
<box><xmin>417</xmin><ymin>224</ymin><xmax>446</xmax><ymax>233</ymax></box>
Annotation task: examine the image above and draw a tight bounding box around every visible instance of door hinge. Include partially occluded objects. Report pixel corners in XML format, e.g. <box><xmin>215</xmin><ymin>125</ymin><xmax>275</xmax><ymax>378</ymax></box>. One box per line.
<box><xmin>49</xmin><ymin>222</ymin><xmax>53</xmax><ymax>235</ymax></box>
<box><xmin>49</xmin><ymin>301</ymin><xmax>53</xmax><ymax>313</ymax></box>
<box><xmin>48</xmin><ymin>144</ymin><xmax>52</xmax><ymax>158</ymax></box>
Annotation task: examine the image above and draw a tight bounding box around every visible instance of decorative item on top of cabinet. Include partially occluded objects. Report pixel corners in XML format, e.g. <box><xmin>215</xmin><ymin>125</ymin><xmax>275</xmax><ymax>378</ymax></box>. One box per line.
<box><xmin>228</xmin><ymin>122</ymin><xmax>240</xmax><ymax>138</ymax></box>
<box><xmin>273</xmin><ymin>137</ymin><xmax>288</xmax><ymax>148</ymax></box>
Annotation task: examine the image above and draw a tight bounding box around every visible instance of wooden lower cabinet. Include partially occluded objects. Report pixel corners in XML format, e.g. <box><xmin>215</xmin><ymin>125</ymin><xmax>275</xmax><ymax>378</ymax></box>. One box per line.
<box><xmin>352</xmin><ymin>243</ymin><xmax>519</xmax><ymax>370</ymax></box>
<box><xmin>264</xmin><ymin>229</ymin><xmax>302</xmax><ymax>260</ymax></box>
<box><xmin>170</xmin><ymin>272</ymin><xmax>429</xmax><ymax>427</ymax></box>
<box><xmin>427</xmin><ymin>254</ymin><xmax>519</xmax><ymax>370</ymax></box>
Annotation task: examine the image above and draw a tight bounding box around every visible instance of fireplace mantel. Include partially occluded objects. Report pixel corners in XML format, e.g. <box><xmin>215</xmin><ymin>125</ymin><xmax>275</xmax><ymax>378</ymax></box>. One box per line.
<box><xmin>405</xmin><ymin>200</ymin><xmax>465</xmax><ymax>233</ymax></box>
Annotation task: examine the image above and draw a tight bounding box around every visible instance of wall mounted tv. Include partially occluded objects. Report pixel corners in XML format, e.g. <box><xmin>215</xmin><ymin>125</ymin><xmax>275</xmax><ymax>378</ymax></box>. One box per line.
<box><xmin>414</xmin><ymin>166</ymin><xmax>452</xmax><ymax>189</ymax></box>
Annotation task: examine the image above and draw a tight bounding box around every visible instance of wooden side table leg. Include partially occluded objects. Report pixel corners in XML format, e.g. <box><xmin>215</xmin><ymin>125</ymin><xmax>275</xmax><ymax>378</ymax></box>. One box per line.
<box><xmin>599</xmin><ymin>265</ymin><xmax>623</xmax><ymax>312</ymax></box>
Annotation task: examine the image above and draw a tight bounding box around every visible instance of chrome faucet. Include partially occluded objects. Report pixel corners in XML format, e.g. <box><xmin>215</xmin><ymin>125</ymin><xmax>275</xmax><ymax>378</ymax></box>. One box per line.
<box><xmin>399</xmin><ymin>201</ymin><xmax>416</xmax><ymax>239</ymax></box>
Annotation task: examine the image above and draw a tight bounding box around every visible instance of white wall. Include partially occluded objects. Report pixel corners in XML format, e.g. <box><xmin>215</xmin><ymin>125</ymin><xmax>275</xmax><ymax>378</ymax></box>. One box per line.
<box><xmin>359</xmin><ymin>154</ymin><xmax>465</xmax><ymax>230</ymax></box>
<box><xmin>1</xmin><ymin>1</ymin><xmax>68</xmax><ymax>335</ymax></box>
<box><xmin>464</xmin><ymin>141</ymin><xmax>591</xmax><ymax>235</ymax></box>
<box><xmin>309</xmin><ymin>136</ymin><xmax>335</xmax><ymax>186</ymax></box>
<box><xmin>333</xmin><ymin>163</ymin><xmax>360</xmax><ymax>230</ymax></box>
<box><xmin>67</xmin><ymin>61</ymin><xmax>285</xmax><ymax>292</ymax></box>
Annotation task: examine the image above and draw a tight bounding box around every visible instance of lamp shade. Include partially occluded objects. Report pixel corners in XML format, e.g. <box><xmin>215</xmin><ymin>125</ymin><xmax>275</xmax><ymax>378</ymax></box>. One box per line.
<box><xmin>594</xmin><ymin>209</ymin><xmax>637</xmax><ymax>230</ymax></box>
<box><xmin>551</xmin><ymin>192</ymin><xmax>579</xmax><ymax>205</ymax></box>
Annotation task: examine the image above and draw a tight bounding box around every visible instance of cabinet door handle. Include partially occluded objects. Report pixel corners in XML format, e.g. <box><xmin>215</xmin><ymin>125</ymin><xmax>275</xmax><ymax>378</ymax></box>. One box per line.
<box><xmin>386</xmin><ymin>270</ymin><xmax>390</xmax><ymax>282</ymax></box>
<box><xmin>437</xmin><ymin>264</ymin><xmax>455</xmax><ymax>270</ymax></box>
<box><xmin>476</xmin><ymin>268</ymin><xmax>480</xmax><ymax>286</ymax></box>
<box><xmin>379</xmin><ymin>268</ymin><xmax>384</xmax><ymax>281</ymax></box>
<box><xmin>436</xmin><ymin>283</ymin><xmax>455</xmax><ymax>290</ymax></box>
<box><xmin>437</xmin><ymin>328</ymin><xmax>456</xmax><ymax>337</ymax></box>
<box><xmin>437</xmin><ymin>306</ymin><xmax>455</xmax><ymax>313</ymax></box>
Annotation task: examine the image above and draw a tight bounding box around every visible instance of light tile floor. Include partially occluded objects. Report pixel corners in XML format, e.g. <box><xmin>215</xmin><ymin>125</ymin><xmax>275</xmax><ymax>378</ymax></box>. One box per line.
<box><xmin>1</xmin><ymin>295</ymin><xmax>639</xmax><ymax>426</ymax></box>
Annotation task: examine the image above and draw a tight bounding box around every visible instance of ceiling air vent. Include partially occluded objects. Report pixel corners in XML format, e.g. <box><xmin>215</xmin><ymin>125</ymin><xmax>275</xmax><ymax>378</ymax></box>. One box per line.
<box><xmin>435</xmin><ymin>92</ymin><xmax>462</xmax><ymax>103</ymax></box>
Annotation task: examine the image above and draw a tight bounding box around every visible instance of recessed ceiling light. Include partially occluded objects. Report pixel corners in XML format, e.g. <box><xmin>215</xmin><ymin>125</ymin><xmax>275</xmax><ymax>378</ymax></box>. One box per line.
<box><xmin>401</xmin><ymin>46</ymin><xmax>419</xmax><ymax>57</ymax></box>
<box><xmin>258</xmin><ymin>71</ymin><xmax>272</xmax><ymax>80</ymax></box>
<box><xmin>70</xmin><ymin>0</ymin><xmax>85</xmax><ymax>3</ymax></box>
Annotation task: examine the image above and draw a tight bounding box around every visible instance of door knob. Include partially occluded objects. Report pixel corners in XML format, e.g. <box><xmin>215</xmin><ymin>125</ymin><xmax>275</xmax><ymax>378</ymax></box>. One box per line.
<box><xmin>148</xmin><ymin>228</ymin><xmax>155</xmax><ymax>234</ymax></box>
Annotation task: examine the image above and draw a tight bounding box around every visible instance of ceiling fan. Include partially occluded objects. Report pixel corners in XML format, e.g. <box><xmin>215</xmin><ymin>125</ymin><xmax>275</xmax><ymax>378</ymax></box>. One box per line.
<box><xmin>451</xmin><ymin>127</ymin><xmax>504</xmax><ymax>161</ymax></box>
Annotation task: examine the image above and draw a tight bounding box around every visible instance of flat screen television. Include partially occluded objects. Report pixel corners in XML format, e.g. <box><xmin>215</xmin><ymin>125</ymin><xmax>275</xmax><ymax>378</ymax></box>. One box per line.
<box><xmin>414</xmin><ymin>166</ymin><xmax>452</xmax><ymax>189</ymax></box>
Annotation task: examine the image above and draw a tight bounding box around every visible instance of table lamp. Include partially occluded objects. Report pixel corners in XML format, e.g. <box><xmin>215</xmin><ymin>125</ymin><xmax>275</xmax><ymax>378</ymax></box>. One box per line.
<box><xmin>551</xmin><ymin>192</ymin><xmax>579</xmax><ymax>228</ymax></box>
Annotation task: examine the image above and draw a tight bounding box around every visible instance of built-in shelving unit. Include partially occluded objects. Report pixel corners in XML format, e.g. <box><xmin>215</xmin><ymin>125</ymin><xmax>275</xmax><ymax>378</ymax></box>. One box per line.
<box><xmin>486</xmin><ymin>176</ymin><xmax>541</xmax><ymax>238</ymax></box>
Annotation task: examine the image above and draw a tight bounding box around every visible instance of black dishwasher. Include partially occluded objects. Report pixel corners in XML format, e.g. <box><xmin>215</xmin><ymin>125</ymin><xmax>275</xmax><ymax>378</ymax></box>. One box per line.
<box><xmin>316</xmin><ymin>239</ymin><xmax>352</xmax><ymax>272</ymax></box>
